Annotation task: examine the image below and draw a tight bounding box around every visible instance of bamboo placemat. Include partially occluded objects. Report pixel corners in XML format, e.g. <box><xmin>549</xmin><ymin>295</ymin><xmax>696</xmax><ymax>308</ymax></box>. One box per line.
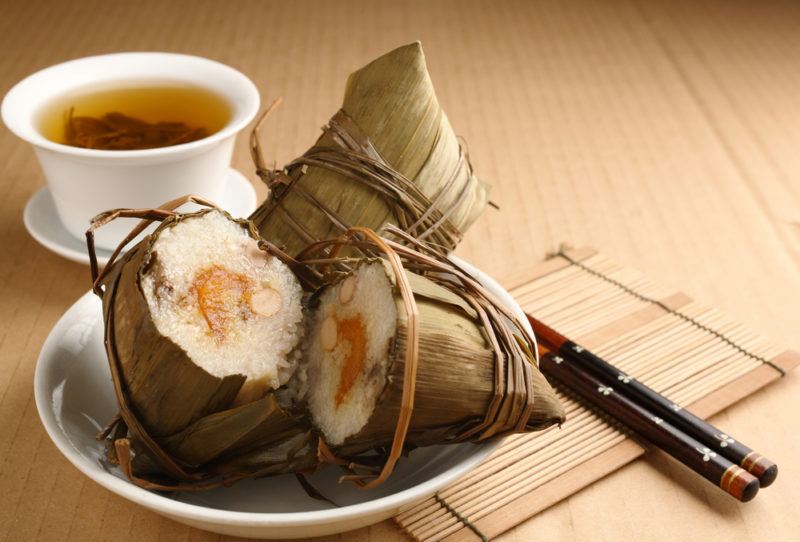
<box><xmin>395</xmin><ymin>247</ymin><xmax>799</xmax><ymax>542</ymax></box>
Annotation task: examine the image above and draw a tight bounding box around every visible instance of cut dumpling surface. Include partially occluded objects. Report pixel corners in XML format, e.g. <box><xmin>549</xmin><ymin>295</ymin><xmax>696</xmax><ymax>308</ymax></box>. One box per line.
<box><xmin>304</xmin><ymin>262</ymin><xmax>398</xmax><ymax>445</ymax></box>
<box><xmin>141</xmin><ymin>210</ymin><xmax>303</xmax><ymax>391</ymax></box>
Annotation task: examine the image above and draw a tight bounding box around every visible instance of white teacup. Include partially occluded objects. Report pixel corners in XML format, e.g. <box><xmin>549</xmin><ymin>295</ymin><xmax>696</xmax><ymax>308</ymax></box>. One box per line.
<box><xmin>2</xmin><ymin>52</ymin><xmax>260</xmax><ymax>250</ymax></box>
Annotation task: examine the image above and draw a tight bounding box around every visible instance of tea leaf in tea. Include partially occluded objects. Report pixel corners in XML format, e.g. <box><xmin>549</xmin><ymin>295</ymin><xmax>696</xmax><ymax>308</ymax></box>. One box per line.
<box><xmin>64</xmin><ymin>108</ymin><xmax>208</xmax><ymax>150</ymax></box>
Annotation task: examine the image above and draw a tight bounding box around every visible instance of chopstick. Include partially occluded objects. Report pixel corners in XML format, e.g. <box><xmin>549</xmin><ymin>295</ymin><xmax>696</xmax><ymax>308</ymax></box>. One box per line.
<box><xmin>528</xmin><ymin>315</ymin><xmax>778</xmax><ymax>487</ymax></box>
<box><xmin>537</xmin><ymin>342</ymin><xmax>758</xmax><ymax>501</ymax></box>
<box><xmin>528</xmin><ymin>316</ymin><xmax>775</xmax><ymax>501</ymax></box>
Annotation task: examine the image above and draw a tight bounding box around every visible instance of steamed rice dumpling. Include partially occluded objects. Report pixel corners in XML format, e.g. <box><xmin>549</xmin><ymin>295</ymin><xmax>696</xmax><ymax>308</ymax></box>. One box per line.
<box><xmin>95</xmin><ymin>207</ymin><xmax>314</xmax><ymax>483</ymax></box>
<box><xmin>250</xmin><ymin>42</ymin><xmax>489</xmax><ymax>256</ymax></box>
<box><xmin>296</xmin><ymin>259</ymin><xmax>565</xmax><ymax>456</ymax></box>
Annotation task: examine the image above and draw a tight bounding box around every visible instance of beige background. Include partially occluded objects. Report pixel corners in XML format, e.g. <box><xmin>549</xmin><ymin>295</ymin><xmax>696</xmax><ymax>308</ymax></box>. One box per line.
<box><xmin>1</xmin><ymin>1</ymin><xmax>799</xmax><ymax>540</ymax></box>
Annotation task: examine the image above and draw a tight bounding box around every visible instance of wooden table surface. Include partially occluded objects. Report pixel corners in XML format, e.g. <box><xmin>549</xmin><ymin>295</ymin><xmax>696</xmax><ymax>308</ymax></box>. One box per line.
<box><xmin>2</xmin><ymin>1</ymin><xmax>799</xmax><ymax>541</ymax></box>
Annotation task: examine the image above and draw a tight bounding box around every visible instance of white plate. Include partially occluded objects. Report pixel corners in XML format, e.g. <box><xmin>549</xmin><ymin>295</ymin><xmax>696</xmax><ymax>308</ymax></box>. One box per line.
<box><xmin>23</xmin><ymin>167</ymin><xmax>258</xmax><ymax>266</ymax></box>
<box><xmin>34</xmin><ymin>258</ymin><xmax>530</xmax><ymax>539</ymax></box>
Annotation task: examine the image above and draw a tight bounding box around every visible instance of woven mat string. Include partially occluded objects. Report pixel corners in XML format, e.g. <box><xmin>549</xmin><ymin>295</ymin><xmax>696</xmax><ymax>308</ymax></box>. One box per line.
<box><xmin>553</xmin><ymin>248</ymin><xmax>786</xmax><ymax>377</ymax></box>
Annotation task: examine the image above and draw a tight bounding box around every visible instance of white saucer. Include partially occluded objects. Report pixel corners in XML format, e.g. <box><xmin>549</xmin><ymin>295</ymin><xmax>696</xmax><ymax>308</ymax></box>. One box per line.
<box><xmin>34</xmin><ymin>258</ymin><xmax>518</xmax><ymax>538</ymax></box>
<box><xmin>23</xmin><ymin>168</ymin><xmax>258</xmax><ymax>266</ymax></box>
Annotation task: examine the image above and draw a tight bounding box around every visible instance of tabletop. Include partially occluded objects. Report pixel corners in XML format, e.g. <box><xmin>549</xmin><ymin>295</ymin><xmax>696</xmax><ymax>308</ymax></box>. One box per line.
<box><xmin>2</xmin><ymin>1</ymin><xmax>799</xmax><ymax>541</ymax></box>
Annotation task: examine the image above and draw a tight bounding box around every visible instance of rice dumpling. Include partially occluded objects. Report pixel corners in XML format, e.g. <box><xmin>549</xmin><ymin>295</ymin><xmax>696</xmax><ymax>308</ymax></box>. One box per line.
<box><xmin>90</xmin><ymin>203</ymin><xmax>314</xmax><ymax>488</ymax></box>
<box><xmin>287</xmin><ymin>228</ymin><xmax>566</xmax><ymax>487</ymax></box>
<box><xmin>300</xmin><ymin>260</ymin><xmax>565</xmax><ymax>456</ymax></box>
<box><xmin>250</xmin><ymin>42</ymin><xmax>490</xmax><ymax>256</ymax></box>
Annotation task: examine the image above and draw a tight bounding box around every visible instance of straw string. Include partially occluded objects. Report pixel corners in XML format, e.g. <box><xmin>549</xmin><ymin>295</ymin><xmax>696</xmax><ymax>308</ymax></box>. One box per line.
<box><xmin>250</xmin><ymin>102</ymin><xmax>472</xmax><ymax>254</ymax></box>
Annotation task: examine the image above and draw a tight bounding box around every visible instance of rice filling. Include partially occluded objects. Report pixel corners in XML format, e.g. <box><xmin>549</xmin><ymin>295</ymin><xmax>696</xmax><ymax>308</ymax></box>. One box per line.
<box><xmin>304</xmin><ymin>262</ymin><xmax>398</xmax><ymax>445</ymax></box>
<box><xmin>140</xmin><ymin>210</ymin><xmax>304</xmax><ymax>392</ymax></box>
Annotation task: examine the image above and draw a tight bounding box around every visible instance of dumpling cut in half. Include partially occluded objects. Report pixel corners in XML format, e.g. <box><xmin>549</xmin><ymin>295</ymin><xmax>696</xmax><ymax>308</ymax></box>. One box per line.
<box><xmin>140</xmin><ymin>209</ymin><xmax>304</xmax><ymax>403</ymax></box>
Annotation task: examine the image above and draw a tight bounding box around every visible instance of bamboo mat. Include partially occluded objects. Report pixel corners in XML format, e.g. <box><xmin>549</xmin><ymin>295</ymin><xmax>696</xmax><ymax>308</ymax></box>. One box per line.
<box><xmin>395</xmin><ymin>247</ymin><xmax>799</xmax><ymax>542</ymax></box>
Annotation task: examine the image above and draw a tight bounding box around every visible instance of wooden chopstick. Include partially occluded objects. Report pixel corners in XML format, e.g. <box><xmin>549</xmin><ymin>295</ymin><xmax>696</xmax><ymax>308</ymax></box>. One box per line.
<box><xmin>536</xmin><ymin>341</ymin><xmax>759</xmax><ymax>502</ymax></box>
<box><xmin>528</xmin><ymin>315</ymin><xmax>778</xmax><ymax>488</ymax></box>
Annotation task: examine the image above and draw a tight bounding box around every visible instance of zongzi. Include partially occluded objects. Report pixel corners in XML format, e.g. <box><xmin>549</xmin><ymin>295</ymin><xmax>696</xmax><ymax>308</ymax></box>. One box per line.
<box><xmin>250</xmin><ymin>42</ymin><xmax>489</xmax><ymax>256</ymax></box>
<box><xmin>294</xmin><ymin>250</ymin><xmax>565</xmax><ymax>464</ymax></box>
<box><xmin>92</xmin><ymin>204</ymin><xmax>314</xmax><ymax>487</ymax></box>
